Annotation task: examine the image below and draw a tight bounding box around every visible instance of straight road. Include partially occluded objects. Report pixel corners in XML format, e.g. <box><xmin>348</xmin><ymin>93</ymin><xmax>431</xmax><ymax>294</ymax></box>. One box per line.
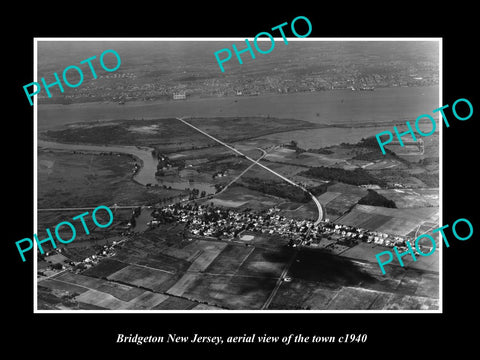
<box><xmin>215</xmin><ymin>147</ymin><xmax>267</xmax><ymax>196</ymax></box>
<box><xmin>261</xmin><ymin>247</ymin><xmax>299</xmax><ymax>310</ymax></box>
<box><xmin>177</xmin><ymin>117</ymin><xmax>323</xmax><ymax>224</ymax></box>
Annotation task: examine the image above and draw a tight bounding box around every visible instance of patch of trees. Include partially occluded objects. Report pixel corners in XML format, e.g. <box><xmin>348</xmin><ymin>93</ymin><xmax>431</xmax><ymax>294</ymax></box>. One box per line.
<box><xmin>156</xmin><ymin>154</ymin><xmax>185</xmax><ymax>170</ymax></box>
<box><xmin>358</xmin><ymin>189</ymin><xmax>396</xmax><ymax>208</ymax></box>
<box><xmin>187</xmin><ymin>188</ymin><xmax>207</xmax><ymax>200</ymax></box>
<box><xmin>199</xmin><ymin>157</ymin><xmax>245</xmax><ymax>173</ymax></box>
<box><xmin>352</xmin><ymin>150</ymin><xmax>387</xmax><ymax>161</ymax></box>
<box><xmin>236</xmin><ymin>178</ymin><xmax>311</xmax><ymax>203</ymax></box>
<box><xmin>285</xmin><ymin>140</ymin><xmax>306</xmax><ymax>154</ymax></box>
<box><xmin>413</xmin><ymin>172</ymin><xmax>439</xmax><ymax>187</ymax></box>
<box><xmin>358</xmin><ymin>136</ymin><xmax>382</xmax><ymax>148</ymax></box>
<box><xmin>301</xmin><ymin>166</ymin><xmax>386</xmax><ymax>187</ymax></box>
<box><xmin>308</xmin><ymin>182</ymin><xmax>331</xmax><ymax>196</ymax></box>
<box><xmin>351</xmin><ymin>137</ymin><xmax>412</xmax><ymax>166</ymax></box>
<box><xmin>418</xmin><ymin>157</ymin><xmax>438</xmax><ymax>166</ymax></box>
<box><xmin>352</xmin><ymin>148</ymin><xmax>407</xmax><ymax>164</ymax></box>
<box><xmin>307</xmin><ymin>148</ymin><xmax>334</xmax><ymax>155</ymax></box>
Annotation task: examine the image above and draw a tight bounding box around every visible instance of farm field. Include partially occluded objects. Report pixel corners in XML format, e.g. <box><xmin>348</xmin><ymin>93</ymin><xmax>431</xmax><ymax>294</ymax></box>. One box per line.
<box><xmin>106</xmin><ymin>265</ymin><xmax>178</xmax><ymax>292</ymax></box>
<box><xmin>181</xmin><ymin>274</ymin><xmax>277</xmax><ymax>310</ymax></box>
<box><xmin>81</xmin><ymin>258</ymin><xmax>129</xmax><ymax>278</ymax></box>
<box><xmin>326</xmin><ymin>287</ymin><xmax>380</xmax><ymax>309</ymax></box>
<box><xmin>151</xmin><ymin>296</ymin><xmax>199</xmax><ymax>310</ymax></box>
<box><xmin>263</xmin><ymin>147</ymin><xmax>350</xmax><ymax>168</ymax></box>
<box><xmin>185</xmin><ymin>241</ymin><xmax>227</xmax><ymax>272</ymax></box>
<box><xmin>167</xmin><ymin>245</ymin><xmax>293</xmax><ymax>309</ymax></box>
<box><xmin>376</xmin><ymin>188</ymin><xmax>439</xmax><ymax>208</ymax></box>
<box><xmin>336</xmin><ymin>204</ymin><xmax>439</xmax><ymax>236</ymax></box>
<box><xmin>268</xmin><ymin>279</ymin><xmax>339</xmax><ymax>310</ymax></box>
<box><xmin>203</xmin><ymin>245</ymin><xmax>255</xmax><ymax>274</ymax></box>
<box><xmin>278</xmin><ymin>201</ymin><xmax>318</xmax><ymax>221</ymax></box>
<box><xmin>317</xmin><ymin>182</ymin><xmax>368</xmax><ymax>220</ymax></box>
<box><xmin>201</xmin><ymin>185</ymin><xmax>284</xmax><ymax>212</ymax></box>
<box><xmin>361</xmin><ymin>158</ymin><xmax>404</xmax><ymax>170</ymax></box>
<box><xmin>38</xmin><ymin>278</ymin><xmax>89</xmax><ymax>295</ymax></box>
<box><xmin>74</xmin><ymin>289</ymin><xmax>131</xmax><ymax>310</ymax></box>
<box><xmin>256</xmin><ymin>161</ymin><xmax>310</xmax><ymax>181</ymax></box>
<box><xmin>269</xmin><ymin>246</ymin><xmax>438</xmax><ymax>310</ymax></box>
<box><xmin>38</xmin><ymin>224</ymin><xmax>439</xmax><ymax>310</ymax></box>
<box><xmin>339</xmin><ymin>242</ymin><xmax>439</xmax><ymax>274</ymax></box>
<box><xmin>54</xmin><ymin>272</ymin><xmax>146</xmax><ymax>301</ymax></box>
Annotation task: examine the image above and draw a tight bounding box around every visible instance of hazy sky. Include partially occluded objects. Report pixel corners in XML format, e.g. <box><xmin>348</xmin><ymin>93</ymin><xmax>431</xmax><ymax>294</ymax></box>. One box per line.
<box><xmin>37</xmin><ymin>40</ymin><xmax>439</xmax><ymax>77</ymax></box>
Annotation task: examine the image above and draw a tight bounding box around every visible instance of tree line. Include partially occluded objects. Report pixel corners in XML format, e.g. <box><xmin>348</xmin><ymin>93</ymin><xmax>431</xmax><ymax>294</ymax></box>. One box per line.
<box><xmin>301</xmin><ymin>166</ymin><xmax>386</xmax><ymax>187</ymax></box>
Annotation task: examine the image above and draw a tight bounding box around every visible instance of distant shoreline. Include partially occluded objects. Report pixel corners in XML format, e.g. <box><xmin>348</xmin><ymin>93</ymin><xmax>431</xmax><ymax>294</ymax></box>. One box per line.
<box><xmin>38</xmin><ymin>84</ymin><xmax>437</xmax><ymax>109</ymax></box>
<box><xmin>38</xmin><ymin>85</ymin><xmax>439</xmax><ymax>131</ymax></box>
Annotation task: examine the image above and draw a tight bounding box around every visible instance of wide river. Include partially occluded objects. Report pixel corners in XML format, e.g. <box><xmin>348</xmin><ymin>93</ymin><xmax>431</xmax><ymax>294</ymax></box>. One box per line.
<box><xmin>38</xmin><ymin>86</ymin><xmax>439</xmax><ymax>130</ymax></box>
<box><xmin>38</xmin><ymin>86</ymin><xmax>439</xmax><ymax>190</ymax></box>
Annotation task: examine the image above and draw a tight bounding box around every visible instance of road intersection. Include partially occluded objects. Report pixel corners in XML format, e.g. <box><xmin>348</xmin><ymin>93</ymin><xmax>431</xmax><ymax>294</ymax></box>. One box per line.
<box><xmin>176</xmin><ymin>117</ymin><xmax>324</xmax><ymax>224</ymax></box>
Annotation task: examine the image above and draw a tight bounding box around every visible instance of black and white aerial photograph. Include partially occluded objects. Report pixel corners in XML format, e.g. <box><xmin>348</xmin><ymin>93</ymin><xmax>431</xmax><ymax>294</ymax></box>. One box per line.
<box><xmin>7</xmin><ymin>4</ymin><xmax>480</xmax><ymax>356</ymax></box>
<box><xmin>35</xmin><ymin>39</ymin><xmax>441</xmax><ymax>311</ymax></box>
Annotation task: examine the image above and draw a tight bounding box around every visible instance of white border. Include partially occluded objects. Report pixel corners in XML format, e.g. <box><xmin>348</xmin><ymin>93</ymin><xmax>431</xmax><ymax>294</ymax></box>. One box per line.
<box><xmin>34</xmin><ymin>37</ymin><xmax>443</xmax><ymax>314</ymax></box>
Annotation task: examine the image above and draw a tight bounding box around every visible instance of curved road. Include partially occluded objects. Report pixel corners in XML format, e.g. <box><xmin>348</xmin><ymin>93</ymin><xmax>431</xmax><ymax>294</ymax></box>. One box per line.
<box><xmin>176</xmin><ymin>117</ymin><xmax>324</xmax><ymax>224</ymax></box>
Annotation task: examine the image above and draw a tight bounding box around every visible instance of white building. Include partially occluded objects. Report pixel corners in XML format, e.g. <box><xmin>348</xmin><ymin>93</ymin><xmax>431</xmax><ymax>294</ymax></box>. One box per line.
<box><xmin>173</xmin><ymin>92</ymin><xmax>186</xmax><ymax>100</ymax></box>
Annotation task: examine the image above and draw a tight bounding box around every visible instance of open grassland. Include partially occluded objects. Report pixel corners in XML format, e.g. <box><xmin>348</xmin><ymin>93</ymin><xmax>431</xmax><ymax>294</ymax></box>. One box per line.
<box><xmin>41</xmin><ymin>117</ymin><xmax>318</xmax><ymax>149</ymax></box>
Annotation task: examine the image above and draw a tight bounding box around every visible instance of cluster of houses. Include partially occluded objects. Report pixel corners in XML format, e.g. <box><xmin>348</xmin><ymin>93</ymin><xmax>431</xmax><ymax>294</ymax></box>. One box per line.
<box><xmin>152</xmin><ymin>203</ymin><xmax>419</xmax><ymax>251</ymax></box>
<box><xmin>38</xmin><ymin>238</ymin><xmax>125</xmax><ymax>276</ymax></box>
<box><xmin>73</xmin><ymin>245</ymin><xmax>118</xmax><ymax>272</ymax></box>
<box><xmin>212</xmin><ymin>170</ymin><xmax>228</xmax><ymax>179</ymax></box>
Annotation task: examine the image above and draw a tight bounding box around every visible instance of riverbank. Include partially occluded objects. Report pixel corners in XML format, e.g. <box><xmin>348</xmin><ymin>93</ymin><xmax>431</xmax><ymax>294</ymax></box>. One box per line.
<box><xmin>38</xmin><ymin>85</ymin><xmax>439</xmax><ymax>131</ymax></box>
